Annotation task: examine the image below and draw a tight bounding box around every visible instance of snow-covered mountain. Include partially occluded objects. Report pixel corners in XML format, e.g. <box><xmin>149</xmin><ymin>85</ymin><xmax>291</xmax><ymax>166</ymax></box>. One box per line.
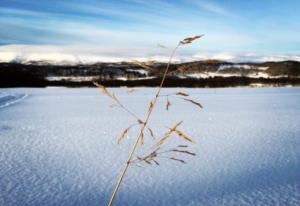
<box><xmin>1</xmin><ymin>45</ymin><xmax>300</xmax><ymax>65</ymax></box>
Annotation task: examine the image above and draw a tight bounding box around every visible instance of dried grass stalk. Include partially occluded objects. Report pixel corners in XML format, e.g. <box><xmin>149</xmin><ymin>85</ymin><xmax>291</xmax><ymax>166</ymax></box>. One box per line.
<box><xmin>140</xmin><ymin>131</ymin><xmax>144</xmax><ymax>146</ymax></box>
<box><xmin>106</xmin><ymin>34</ymin><xmax>203</xmax><ymax>206</ymax></box>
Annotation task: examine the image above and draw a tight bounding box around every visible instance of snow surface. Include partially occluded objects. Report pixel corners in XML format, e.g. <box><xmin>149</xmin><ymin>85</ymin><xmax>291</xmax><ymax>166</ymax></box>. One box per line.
<box><xmin>0</xmin><ymin>92</ymin><xmax>28</xmax><ymax>109</ymax></box>
<box><xmin>185</xmin><ymin>72</ymin><xmax>271</xmax><ymax>79</ymax></box>
<box><xmin>45</xmin><ymin>76</ymin><xmax>99</xmax><ymax>82</ymax></box>
<box><xmin>185</xmin><ymin>73</ymin><xmax>242</xmax><ymax>79</ymax></box>
<box><xmin>218</xmin><ymin>64</ymin><xmax>252</xmax><ymax>70</ymax></box>
<box><xmin>0</xmin><ymin>87</ymin><xmax>300</xmax><ymax>206</ymax></box>
<box><xmin>218</xmin><ymin>65</ymin><xmax>269</xmax><ymax>71</ymax></box>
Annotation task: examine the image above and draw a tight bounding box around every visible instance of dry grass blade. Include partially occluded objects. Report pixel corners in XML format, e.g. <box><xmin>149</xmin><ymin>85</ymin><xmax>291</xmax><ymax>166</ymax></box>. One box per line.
<box><xmin>117</xmin><ymin>125</ymin><xmax>134</xmax><ymax>144</ymax></box>
<box><xmin>166</xmin><ymin>98</ymin><xmax>171</xmax><ymax>111</ymax></box>
<box><xmin>170</xmin><ymin>149</ymin><xmax>196</xmax><ymax>156</ymax></box>
<box><xmin>182</xmin><ymin>98</ymin><xmax>203</xmax><ymax>109</ymax></box>
<box><xmin>131</xmin><ymin>60</ymin><xmax>153</xmax><ymax>71</ymax></box>
<box><xmin>137</xmin><ymin>119</ymin><xmax>144</xmax><ymax>124</ymax></box>
<box><xmin>144</xmin><ymin>159</ymin><xmax>152</xmax><ymax>165</ymax></box>
<box><xmin>147</xmin><ymin>127</ymin><xmax>155</xmax><ymax>139</ymax></box>
<box><xmin>176</xmin><ymin>92</ymin><xmax>189</xmax><ymax>97</ymax></box>
<box><xmin>174</xmin><ymin>129</ymin><xmax>193</xmax><ymax>143</ymax></box>
<box><xmin>152</xmin><ymin>159</ymin><xmax>160</xmax><ymax>166</ymax></box>
<box><xmin>170</xmin><ymin>157</ymin><xmax>186</xmax><ymax>164</ymax></box>
<box><xmin>180</xmin><ymin>34</ymin><xmax>204</xmax><ymax>45</ymax></box>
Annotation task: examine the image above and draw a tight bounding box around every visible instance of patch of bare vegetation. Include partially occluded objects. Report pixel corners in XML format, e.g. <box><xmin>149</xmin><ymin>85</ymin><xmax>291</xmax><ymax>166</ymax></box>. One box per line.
<box><xmin>94</xmin><ymin>34</ymin><xmax>204</xmax><ymax>206</ymax></box>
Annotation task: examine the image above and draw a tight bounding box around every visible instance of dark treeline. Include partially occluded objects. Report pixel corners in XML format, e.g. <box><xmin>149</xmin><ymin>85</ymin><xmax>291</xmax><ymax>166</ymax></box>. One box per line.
<box><xmin>1</xmin><ymin>76</ymin><xmax>300</xmax><ymax>88</ymax></box>
<box><xmin>1</xmin><ymin>61</ymin><xmax>300</xmax><ymax>87</ymax></box>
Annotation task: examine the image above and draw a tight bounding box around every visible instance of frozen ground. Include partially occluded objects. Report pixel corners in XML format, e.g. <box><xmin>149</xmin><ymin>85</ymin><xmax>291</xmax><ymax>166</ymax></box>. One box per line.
<box><xmin>0</xmin><ymin>87</ymin><xmax>300</xmax><ymax>206</ymax></box>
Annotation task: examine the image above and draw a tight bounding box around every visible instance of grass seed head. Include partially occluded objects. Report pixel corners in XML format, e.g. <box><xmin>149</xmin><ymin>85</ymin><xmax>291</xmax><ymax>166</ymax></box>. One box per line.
<box><xmin>147</xmin><ymin>127</ymin><xmax>155</xmax><ymax>139</ymax></box>
<box><xmin>155</xmin><ymin>121</ymin><xmax>183</xmax><ymax>146</ymax></box>
<box><xmin>175</xmin><ymin>129</ymin><xmax>193</xmax><ymax>143</ymax></box>
<box><xmin>171</xmin><ymin>149</ymin><xmax>196</xmax><ymax>156</ymax></box>
<box><xmin>166</xmin><ymin>99</ymin><xmax>171</xmax><ymax>111</ymax></box>
<box><xmin>180</xmin><ymin>34</ymin><xmax>204</xmax><ymax>45</ymax></box>
<box><xmin>177</xmin><ymin>145</ymin><xmax>189</xmax><ymax>148</ymax></box>
<box><xmin>117</xmin><ymin>125</ymin><xmax>134</xmax><ymax>144</ymax></box>
<box><xmin>182</xmin><ymin>98</ymin><xmax>203</xmax><ymax>109</ymax></box>
<box><xmin>176</xmin><ymin>92</ymin><xmax>189</xmax><ymax>97</ymax></box>
<box><xmin>170</xmin><ymin>157</ymin><xmax>186</xmax><ymax>164</ymax></box>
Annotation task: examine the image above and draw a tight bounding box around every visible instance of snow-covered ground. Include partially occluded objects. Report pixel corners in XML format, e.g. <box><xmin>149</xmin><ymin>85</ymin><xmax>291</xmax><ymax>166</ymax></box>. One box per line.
<box><xmin>0</xmin><ymin>87</ymin><xmax>300</xmax><ymax>206</ymax></box>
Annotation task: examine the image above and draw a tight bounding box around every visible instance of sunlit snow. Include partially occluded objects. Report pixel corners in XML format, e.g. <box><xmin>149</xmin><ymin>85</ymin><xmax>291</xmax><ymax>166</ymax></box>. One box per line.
<box><xmin>0</xmin><ymin>87</ymin><xmax>300</xmax><ymax>206</ymax></box>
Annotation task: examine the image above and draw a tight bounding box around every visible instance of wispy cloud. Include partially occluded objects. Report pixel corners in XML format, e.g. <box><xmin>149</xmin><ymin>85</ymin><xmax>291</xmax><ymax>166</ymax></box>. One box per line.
<box><xmin>187</xmin><ymin>0</ymin><xmax>234</xmax><ymax>17</ymax></box>
<box><xmin>0</xmin><ymin>0</ymin><xmax>300</xmax><ymax>56</ymax></box>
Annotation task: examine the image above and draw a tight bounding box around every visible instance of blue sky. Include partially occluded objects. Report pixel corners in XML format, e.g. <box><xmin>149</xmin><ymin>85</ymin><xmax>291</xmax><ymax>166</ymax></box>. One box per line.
<box><xmin>0</xmin><ymin>0</ymin><xmax>300</xmax><ymax>62</ymax></box>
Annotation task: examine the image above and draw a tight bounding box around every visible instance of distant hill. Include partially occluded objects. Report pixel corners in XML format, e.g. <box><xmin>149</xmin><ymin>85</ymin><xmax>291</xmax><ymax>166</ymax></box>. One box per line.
<box><xmin>1</xmin><ymin>60</ymin><xmax>300</xmax><ymax>87</ymax></box>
